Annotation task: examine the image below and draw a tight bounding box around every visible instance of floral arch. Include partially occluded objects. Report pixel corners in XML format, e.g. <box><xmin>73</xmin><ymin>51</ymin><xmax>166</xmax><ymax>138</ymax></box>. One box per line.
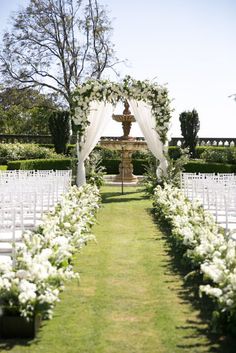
<box><xmin>72</xmin><ymin>76</ymin><xmax>172</xmax><ymax>186</ymax></box>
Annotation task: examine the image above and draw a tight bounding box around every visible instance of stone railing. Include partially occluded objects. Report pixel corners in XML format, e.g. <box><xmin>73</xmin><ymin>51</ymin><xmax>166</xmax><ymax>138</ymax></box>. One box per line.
<box><xmin>0</xmin><ymin>134</ymin><xmax>235</xmax><ymax>147</ymax></box>
<box><xmin>100</xmin><ymin>136</ymin><xmax>145</xmax><ymax>142</ymax></box>
<box><xmin>0</xmin><ymin>134</ymin><xmax>53</xmax><ymax>144</ymax></box>
<box><xmin>169</xmin><ymin>137</ymin><xmax>236</xmax><ymax>147</ymax></box>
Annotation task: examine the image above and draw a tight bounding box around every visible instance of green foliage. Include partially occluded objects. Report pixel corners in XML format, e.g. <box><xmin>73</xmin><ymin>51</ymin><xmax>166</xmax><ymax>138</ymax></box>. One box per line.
<box><xmin>168</xmin><ymin>146</ymin><xmax>236</xmax><ymax>161</ymax></box>
<box><xmin>98</xmin><ymin>146</ymin><xmax>121</xmax><ymax>159</ymax></box>
<box><xmin>179</xmin><ymin>109</ymin><xmax>200</xmax><ymax>158</ymax></box>
<box><xmin>201</xmin><ymin>147</ymin><xmax>236</xmax><ymax>163</ymax></box>
<box><xmin>141</xmin><ymin>149</ymin><xmax>189</xmax><ymax>194</ymax></box>
<box><xmin>167</xmin><ymin>146</ymin><xmax>182</xmax><ymax>160</ymax></box>
<box><xmin>7</xmin><ymin>158</ymin><xmax>75</xmax><ymax>171</ymax></box>
<box><xmin>0</xmin><ymin>0</ymin><xmax>116</xmax><ymax>107</ymax></box>
<box><xmin>140</xmin><ymin>153</ymin><xmax>160</xmax><ymax>195</ymax></box>
<box><xmin>39</xmin><ymin>144</ymin><xmax>55</xmax><ymax>149</ymax></box>
<box><xmin>85</xmin><ymin>150</ymin><xmax>106</xmax><ymax>188</ymax></box>
<box><xmin>0</xmin><ymin>165</ymin><xmax>7</xmax><ymax>170</ymax></box>
<box><xmin>0</xmin><ymin>143</ymin><xmax>59</xmax><ymax>164</ymax></box>
<box><xmin>132</xmin><ymin>159</ymin><xmax>149</xmax><ymax>175</ymax></box>
<box><xmin>0</xmin><ymin>87</ymin><xmax>56</xmax><ymax>134</ymax></box>
<box><xmin>194</xmin><ymin>146</ymin><xmax>213</xmax><ymax>159</ymax></box>
<box><xmin>66</xmin><ymin>144</ymin><xmax>77</xmax><ymax>157</ymax></box>
<box><xmin>100</xmin><ymin>158</ymin><xmax>149</xmax><ymax>175</ymax></box>
<box><xmin>48</xmin><ymin>111</ymin><xmax>71</xmax><ymax>154</ymax></box>
<box><xmin>163</xmin><ymin>149</ymin><xmax>190</xmax><ymax>187</ymax></box>
<box><xmin>183</xmin><ymin>161</ymin><xmax>236</xmax><ymax>173</ymax></box>
<box><xmin>100</xmin><ymin>159</ymin><xmax>120</xmax><ymax>174</ymax></box>
<box><xmin>131</xmin><ymin>150</ymin><xmax>149</xmax><ymax>159</ymax></box>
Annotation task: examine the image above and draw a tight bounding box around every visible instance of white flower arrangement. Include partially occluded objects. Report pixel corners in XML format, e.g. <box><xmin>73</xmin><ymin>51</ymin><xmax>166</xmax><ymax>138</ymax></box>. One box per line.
<box><xmin>153</xmin><ymin>183</ymin><xmax>236</xmax><ymax>322</ymax></box>
<box><xmin>72</xmin><ymin>76</ymin><xmax>172</xmax><ymax>145</ymax></box>
<box><xmin>0</xmin><ymin>184</ymin><xmax>100</xmax><ymax>320</ymax></box>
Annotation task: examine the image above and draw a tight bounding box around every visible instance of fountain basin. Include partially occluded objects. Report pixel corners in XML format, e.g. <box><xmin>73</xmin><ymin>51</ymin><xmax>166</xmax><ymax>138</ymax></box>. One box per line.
<box><xmin>100</xmin><ymin>139</ymin><xmax>147</xmax><ymax>182</ymax></box>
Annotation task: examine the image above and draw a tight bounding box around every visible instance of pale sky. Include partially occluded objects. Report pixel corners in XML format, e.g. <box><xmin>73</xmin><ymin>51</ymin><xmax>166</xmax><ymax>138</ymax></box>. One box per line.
<box><xmin>0</xmin><ymin>0</ymin><xmax>236</xmax><ymax>139</ymax></box>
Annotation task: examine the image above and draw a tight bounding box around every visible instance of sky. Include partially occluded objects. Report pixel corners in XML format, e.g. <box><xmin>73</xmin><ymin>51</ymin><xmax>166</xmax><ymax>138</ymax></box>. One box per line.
<box><xmin>0</xmin><ymin>0</ymin><xmax>236</xmax><ymax>139</ymax></box>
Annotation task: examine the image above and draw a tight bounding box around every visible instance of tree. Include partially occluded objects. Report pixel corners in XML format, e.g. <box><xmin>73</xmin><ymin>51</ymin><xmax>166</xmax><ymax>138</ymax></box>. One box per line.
<box><xmin>0</xmin><ymin>87</ymin><xmax>57</xmax><ymax>134</ymax></box>
<box><xmin>179</xmin><ymin>109</ymin><xmax>200</xmax><ymax>158</ymax></box>
<box><xmin>0</xmin><ymin>0</ymin><xmax>118</xmax><ymax>109</ymax></box>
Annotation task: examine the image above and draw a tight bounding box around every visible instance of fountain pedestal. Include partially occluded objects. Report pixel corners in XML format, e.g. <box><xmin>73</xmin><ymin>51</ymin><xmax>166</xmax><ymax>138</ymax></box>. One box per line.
<box><xmin>116</xmin><ymin>145</ymin><xmax>136</xmax><ymax>182</ymax></box>
<box><xmin>100</xmin><ymin>139</ymin><xmax>147</xmax><ymax>182</ymax></box>
<box><xmin>100</xmin><ymin>101</ymin><xmax>147</xmax><ymax>182</ymax></box>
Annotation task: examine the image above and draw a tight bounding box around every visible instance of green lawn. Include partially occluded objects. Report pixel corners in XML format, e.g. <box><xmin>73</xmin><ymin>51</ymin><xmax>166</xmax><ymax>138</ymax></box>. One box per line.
<box><xmin>1</xmin><ymin>186</ymin><xmax>235</xmax><ymax>353</ymax></box>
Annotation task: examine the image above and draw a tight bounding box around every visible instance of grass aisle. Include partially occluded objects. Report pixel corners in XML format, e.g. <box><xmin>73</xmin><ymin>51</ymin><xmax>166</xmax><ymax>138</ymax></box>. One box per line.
<box><xmin>1</xmin><ymin>186</ymin><xmax>235</xmax><ymax>353</ymax></box>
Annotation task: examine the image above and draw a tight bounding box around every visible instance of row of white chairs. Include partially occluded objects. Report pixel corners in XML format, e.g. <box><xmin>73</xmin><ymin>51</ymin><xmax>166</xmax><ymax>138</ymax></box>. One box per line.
<box><xmin>181</xmin><ymin>173</ymin><xmax>236</xmax><ymax>231</ymax></box>
<box><xmin>0</xmin><ymin>170</ymin><xmax>72</xmax><ymax>260</ymax></box>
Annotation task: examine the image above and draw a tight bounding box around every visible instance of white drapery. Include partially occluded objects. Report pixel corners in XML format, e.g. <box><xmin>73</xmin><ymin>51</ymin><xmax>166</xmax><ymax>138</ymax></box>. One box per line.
<box><xmin>76</xmin><ymin>101</ymin><xmax>114</xmax><ymax>186</ymax></box>
<box><xmin>128</xmin><ymin>99</ymin><xmax>168</xmax><ymax>177</ymax></box>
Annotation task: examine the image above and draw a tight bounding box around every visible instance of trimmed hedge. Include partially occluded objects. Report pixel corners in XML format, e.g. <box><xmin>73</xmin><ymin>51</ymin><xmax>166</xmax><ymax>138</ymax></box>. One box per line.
<box><xmin>101</xmin><ymin>159</ymin><xmax>149</xmax><ymax>175</ymax></box>
<box><xmin>132</xmin><ymin>159</ymin><xmax>149</xmax><ymax>175</ymax></box>
<box><xmin>183</xmin><ymin>161</ymin><xmax>236</xmax><ymax>173</ymax></box>
<box><xmin>167</xmin><ymin>146</ymin><xmax>236</xmax><ymax>160</ymax></box>
<box><xmin>8</xmin><ymin>158</ymin><xmax>77</xmax><ymax>171</ymax></box>
<box><xmin>168</xmin><ymin>146</ymin><xmax>182</xmax><ymax>160</ymax></box>
<box><xmin>101</xmin><ymin>159</ymin><xmax>119</xmax><ymax>174</ymax></box>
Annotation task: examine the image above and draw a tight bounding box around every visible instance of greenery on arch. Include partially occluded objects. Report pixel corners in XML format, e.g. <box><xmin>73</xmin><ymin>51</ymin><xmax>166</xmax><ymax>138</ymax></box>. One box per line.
<box><xmin>72</xmin><ymin>76</ymin><xmax>172</xmax><ymax>144</ymax></box>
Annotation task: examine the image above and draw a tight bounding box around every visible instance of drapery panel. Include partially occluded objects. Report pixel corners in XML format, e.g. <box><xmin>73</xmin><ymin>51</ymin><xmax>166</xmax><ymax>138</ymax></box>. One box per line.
<box><xmin>76</xmin><ymin>101</ymin><xmax>114</xmax><ymax>186</ymax></box>
<box><xmin>128</xmin><ymin>99</ymin><xmax>168</xmax><ymax>177</ymax></box>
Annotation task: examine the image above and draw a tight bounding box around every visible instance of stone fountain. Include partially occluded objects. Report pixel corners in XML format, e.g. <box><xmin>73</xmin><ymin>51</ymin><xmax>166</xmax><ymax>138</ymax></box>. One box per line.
<box><xmin>100</xmin><ymin>101</ymin><xmax>147</xmax><ymax>182</ymax></box>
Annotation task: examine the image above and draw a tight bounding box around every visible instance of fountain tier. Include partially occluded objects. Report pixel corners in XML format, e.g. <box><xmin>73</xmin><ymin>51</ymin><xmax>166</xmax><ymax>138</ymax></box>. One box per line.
<box><xmin>100</xmin><ymin>101</ymin><xmax>147</xmax><ymax>182</ymax></box>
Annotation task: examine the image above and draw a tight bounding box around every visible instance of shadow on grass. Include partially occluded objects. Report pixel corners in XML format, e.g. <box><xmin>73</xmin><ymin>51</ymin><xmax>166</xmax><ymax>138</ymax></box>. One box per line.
<box><xmin>101</xmin><ymin>188</ymin><xmax>149</xmax><ymax>204</ymax></box>
<box><xmin>0</xmin><ymin>334</ymin><xmax>41</xmax><ymax>351</ymax></box>
<box><xmin>0</xmin><ymin>339</ymin><xmax>34</xmax><ymax>350</ymax></box>
<box><xmin>148</xmin><ymin>208</ymin><xmax>236</xmax><ymax>353</ymax></box>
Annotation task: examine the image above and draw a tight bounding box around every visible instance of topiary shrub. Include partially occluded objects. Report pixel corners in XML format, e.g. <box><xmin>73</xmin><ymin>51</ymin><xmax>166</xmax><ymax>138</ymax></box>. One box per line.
<box><xmin>179</xmin><ymin>109</ymin><xmax>200</xmax><ymax>158</ymax></box>
<box><xmin>48</xmin><ymin>110</ymin><xmax>71</xmax><ymax>154</ymax></box>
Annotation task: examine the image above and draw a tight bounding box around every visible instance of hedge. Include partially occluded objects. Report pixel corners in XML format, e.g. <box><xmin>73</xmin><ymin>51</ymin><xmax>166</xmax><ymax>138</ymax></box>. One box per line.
<box><xmin>167</xmin><ymin>146</ymin><xmax>236</xmax><ymax>160</ymax></box>
<box><xmin>168</xmin><ymin>146</ymin><xmax>182</xmax><ymax>160</ymax></box>
<box><xmin>132</xmin><ymin>159</ymin><xmax>149</xmax><ymax>175</ymax></box>
<box><xmin>101</xmin><ymin>159</ymin><xmax>120</xmax><ymax>174</ymax></box>
<box><xmin>7</xmin><ymin>158</ymin><xmax>148</xmax><ymax>175</ymax></box>
<box><xmin>100</xmin><ymin>159</ymin><xmax>149</xmax><ymax>175</ymax></box>
<box><xmin>183</xmin><ymin>161</ymin><xmax>236</xmax><ymax>173</ymax></box>
<box><xmin>8</xmin><ymin>158</ymin><xmax>77</xmax><ymax>171</ymax></box>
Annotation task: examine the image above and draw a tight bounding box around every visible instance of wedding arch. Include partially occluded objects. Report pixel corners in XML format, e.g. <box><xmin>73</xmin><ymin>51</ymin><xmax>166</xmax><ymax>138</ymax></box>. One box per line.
<box><xmin>72</xmin><ymin>76</ymin><xmax>172</xmax><ymax>186</ymax></box>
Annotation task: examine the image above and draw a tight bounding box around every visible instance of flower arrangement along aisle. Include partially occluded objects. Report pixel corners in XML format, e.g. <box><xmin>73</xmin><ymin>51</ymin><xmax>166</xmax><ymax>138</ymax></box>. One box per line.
<box><xmin>152</xmin><ymin>183</ymin><xmax>236</xmax><ymax>334</ymax></box>
<box><xmin>0</xmin><ymin>184</ymin><xmax>100</xmax><ymax>335</ymax></box>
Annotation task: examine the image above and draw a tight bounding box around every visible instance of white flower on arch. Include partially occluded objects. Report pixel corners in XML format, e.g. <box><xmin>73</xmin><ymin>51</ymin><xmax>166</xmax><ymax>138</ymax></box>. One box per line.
<box><xmin>72</xmin><ymin>76</ymin><xmax>173</xmax><ymax>186</ymax></box>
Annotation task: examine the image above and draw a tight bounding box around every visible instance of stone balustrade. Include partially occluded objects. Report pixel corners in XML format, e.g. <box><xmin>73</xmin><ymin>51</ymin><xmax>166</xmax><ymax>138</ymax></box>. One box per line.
<box><xmin>169</xmin><ymin>137</ymin><xmax>236</xmax><ymax>147</ymax></box>
<box><xmin>0</xmin><ymin>134</ymin><xmax>53</xmax><ymax>144</ymax></box>
<box><xmin>0</xmin><ymin>134</ymin><xmax>236</xmax><ymax>147</ymax></box>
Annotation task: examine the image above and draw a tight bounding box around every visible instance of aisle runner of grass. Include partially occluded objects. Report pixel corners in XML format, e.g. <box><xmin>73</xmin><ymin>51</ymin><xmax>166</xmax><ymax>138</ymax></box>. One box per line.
<box><xmin>1</xmin><ymin>186</ymin><xmax>235</xmax><ymax>353</ymax></box>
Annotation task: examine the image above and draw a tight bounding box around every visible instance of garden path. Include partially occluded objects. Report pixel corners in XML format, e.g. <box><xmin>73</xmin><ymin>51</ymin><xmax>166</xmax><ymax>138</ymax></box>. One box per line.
<box><xmin>1</xmin><ymin>186</ymin><xmax>235</xmax><ymax>353</ymax></box>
